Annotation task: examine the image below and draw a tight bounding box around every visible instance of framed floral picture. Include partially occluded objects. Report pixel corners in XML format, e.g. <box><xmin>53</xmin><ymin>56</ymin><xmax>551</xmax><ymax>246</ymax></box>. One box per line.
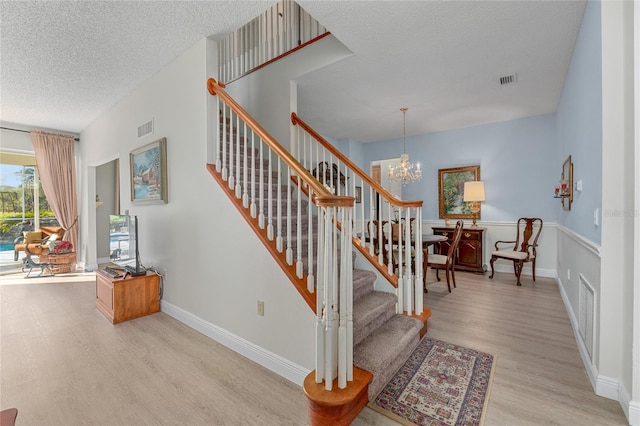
<box><xmin>130</xmin><ymin>137</ymin><xmax>168</xmax><ymax>205</ymax></box>
<box><xmin>438</xmin><ymin>165</ymin><xmax>480</xmax><ymax>219</ymax></box>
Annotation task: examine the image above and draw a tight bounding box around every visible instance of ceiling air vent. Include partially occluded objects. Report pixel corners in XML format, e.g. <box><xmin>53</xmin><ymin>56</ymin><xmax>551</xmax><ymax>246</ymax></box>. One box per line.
<box><xmin>499</xmin><ymin>74</ymin><xmax>517</xmax><ymax>86</ymax></box>
<box><xmin>137</xmin><ymin>119</ymin><xmax>153</xmax><ymax>139</ymax></box>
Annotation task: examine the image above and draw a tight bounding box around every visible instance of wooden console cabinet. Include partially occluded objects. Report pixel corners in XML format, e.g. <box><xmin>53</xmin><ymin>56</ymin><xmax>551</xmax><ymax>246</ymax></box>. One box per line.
<box><xmin>432</xmin><ymin>226</ymin><xmax>486</xmax><ymax>273</ymax></box>
<box><xmin>96</xmin><ymin>271</ymin><xmax>159</xmax><ymax>324</ymax></box>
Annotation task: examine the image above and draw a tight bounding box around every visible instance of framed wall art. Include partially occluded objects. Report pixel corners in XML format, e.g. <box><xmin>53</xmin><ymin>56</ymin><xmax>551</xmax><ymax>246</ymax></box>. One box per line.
<box><xmin>130</xmin><ymin>137</ymin><xmax>168</xmax><ymax>205</ymax></box>
<box><xmin>438</xmin><ymin>165</ymin><xmax>480</xmax><ymax>220</ymax></box>
<box><xmin>355</xmin><ymin>186</ymin><xmax>362</xmax><ymax>204</ymax></box>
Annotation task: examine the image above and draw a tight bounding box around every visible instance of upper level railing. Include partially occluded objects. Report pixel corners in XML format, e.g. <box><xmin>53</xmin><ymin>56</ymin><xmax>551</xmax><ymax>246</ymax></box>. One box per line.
<box><xmin>291</xmin><ymin>113</ymin><xmax>425</xmax><ymax>316</ymax></box>
<box><xmin>218</xmin><ymin>0</ymin><xmax>329</xmax><ymax>84</ymax></box>
<box><xmin>207</xmin><ymin>78</ymin><xmax>354</xmax><ymax>391</ymax></box>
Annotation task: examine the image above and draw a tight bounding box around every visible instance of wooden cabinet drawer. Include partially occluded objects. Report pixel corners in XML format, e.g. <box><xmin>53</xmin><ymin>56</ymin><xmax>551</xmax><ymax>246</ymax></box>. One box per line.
<box><xmin>432</xmin><ymin>226</ymin><xmax>486</xmax><ymax>273</ymax></box>
<box><xmin>461</xmin><ymin>230</ymin><xmax>481</xmax><ymax>241</ymax></box>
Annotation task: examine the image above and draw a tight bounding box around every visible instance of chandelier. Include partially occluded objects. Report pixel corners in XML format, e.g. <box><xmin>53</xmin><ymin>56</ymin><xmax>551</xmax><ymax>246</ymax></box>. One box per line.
<box><xmin>388</xmin><ymin>107</ymin><xmax>422</xmax><ymax>185</ymax></box>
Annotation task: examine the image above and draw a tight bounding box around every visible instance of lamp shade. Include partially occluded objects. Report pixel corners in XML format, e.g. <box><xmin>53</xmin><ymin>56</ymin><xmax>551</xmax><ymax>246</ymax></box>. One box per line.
<box><xmin>463</xmin><ymin>181</ymin><xmax>485</xmax><ymax>202</ymax></box>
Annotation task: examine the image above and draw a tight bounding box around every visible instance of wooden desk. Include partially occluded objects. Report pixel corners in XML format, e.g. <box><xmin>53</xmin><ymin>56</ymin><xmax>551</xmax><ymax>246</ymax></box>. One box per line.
<box><xmin>96</xmin><ymin>271</ymin><xmax>159</xmax><ymax>324</ymax></box>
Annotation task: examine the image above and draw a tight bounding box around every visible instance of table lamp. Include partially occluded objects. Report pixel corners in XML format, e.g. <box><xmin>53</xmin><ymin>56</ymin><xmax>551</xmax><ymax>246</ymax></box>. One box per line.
<box><xmin>463</xmin><ymin>181</ymin><xmax>485</xmax><ymax>227</ymax></box>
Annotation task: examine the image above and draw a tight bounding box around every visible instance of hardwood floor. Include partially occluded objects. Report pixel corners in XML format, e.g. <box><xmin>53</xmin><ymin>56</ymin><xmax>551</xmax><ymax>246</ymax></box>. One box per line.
<box><xmin>0</xmin><ymin>271</ymin><xmax>628</xmax><ymax>425</ymax></box>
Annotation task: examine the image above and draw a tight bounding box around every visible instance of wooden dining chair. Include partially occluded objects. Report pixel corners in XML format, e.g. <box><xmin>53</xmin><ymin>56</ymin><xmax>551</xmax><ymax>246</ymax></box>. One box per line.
<box><xmin>368</xmin><ymin>220</ymin><xmax>391</xmax><ymax>267</ymax></box>
<box><xmin>368</xmin><ymin>220</ymin><xmax>414</xmax><ymax>275</ymax></box>
<box><xmin>423</xmin><ymin>220</ymin><xmax>464</xmax><ymax>292</ymax></box>
<box><xmin>0</xmin><ymin>408</ymin><xmax>18</xmax><ymax>426</ymax></box>
<box><xmin>489</xmin><ymin>217</ymin><xmax>543</xmax><ymax>286</ymax></box>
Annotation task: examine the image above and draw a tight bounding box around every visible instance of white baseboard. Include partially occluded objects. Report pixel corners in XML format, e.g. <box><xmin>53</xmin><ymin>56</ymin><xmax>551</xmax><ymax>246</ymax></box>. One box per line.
<box><xmin>160</xmin><ymin>300</ymin><xmax>310</xmax><ymax>387</ymax></box>
<box><xmin>629</xmin><ymin>400</ymin><xmax>640</xmax><ymax>426</ymax></box>
<box><xmin>596</xmin><ymin>375</ymin><xmax>621</xmax><ymax>401</ymax></box>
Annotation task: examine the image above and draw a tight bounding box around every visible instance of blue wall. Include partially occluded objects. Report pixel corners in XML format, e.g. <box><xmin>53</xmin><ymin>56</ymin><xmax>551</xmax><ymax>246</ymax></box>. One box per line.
<box><xmin>555</xmin><ymin>0</ymin><xmax>602</xmax><ymax>244</ymax></box>
<box><xmin>362</xmin><ymin>114</ymin><xmax>558</xmax><ymax>222</ymax></box>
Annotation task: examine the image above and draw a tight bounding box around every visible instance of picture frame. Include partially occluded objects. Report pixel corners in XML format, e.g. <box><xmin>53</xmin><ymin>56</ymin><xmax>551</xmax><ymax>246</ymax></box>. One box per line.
<box><xmin>130</xmin><ymin>137</ymin><xmax>168</xmax><ymax>205</ymax></box>
<box><xmin>355</xmin><ymin>186</ymin><xmax>362</xmax><ymax>204</ymax></box>
<box><xmin>438</xmin><ymin>165</ymin><xmax>480</xmax><ymax>220</ymax></box>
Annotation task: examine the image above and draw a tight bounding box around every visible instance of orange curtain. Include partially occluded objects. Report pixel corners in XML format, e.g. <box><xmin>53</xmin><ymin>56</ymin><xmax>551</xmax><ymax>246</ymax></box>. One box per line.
<box><xmin>31</xmin><ymin>131</ymin><xmax>79</xmax><ymax>252</ymax></box>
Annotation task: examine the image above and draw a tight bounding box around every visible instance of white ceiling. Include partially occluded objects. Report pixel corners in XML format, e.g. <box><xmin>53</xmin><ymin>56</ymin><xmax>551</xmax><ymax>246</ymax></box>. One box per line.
<box><xmin>0</xmin><ymin>1</ymin><xmax>586</xmax><ymax>143</ymax></box>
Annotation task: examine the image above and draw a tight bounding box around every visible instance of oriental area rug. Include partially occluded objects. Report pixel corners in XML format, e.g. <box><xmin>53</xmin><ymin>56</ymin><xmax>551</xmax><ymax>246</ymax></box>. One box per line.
<box><xmin>370</xmin><ymin>337</ymin><xmax>496</xmax><ymax>426</ymax></box>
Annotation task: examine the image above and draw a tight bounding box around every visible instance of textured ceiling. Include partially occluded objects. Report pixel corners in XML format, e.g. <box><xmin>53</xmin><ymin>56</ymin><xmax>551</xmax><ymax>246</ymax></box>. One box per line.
<box><xmin>0</xmin><ymin>1</ymin><xmax>586</xmax><ymax>143</ymax></box>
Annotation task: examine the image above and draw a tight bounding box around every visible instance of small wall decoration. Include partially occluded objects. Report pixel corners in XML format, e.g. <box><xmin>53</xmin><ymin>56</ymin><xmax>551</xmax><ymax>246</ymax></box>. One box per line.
<box><xmin>438</xmin><ymin>165</ymin><xmax>480</xmax><ymax>220</ymax></box>
<box><xmin>560</xmin><ymin>155</ymin><xmax>573</xmax><ymax>210</ymax></box>
<box><xmin>355</xmin><ymin>186</ymin><xmax>362</xmax><ymax>203</ymax></box>
<box><xmin>130</xmin><ymin>137</ymin><xmax>168</xmax><ymax>205</ymax></box>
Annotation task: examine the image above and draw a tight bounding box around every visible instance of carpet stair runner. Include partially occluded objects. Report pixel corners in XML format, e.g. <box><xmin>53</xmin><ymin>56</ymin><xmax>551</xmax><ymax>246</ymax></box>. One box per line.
<box><xmin>213</xmin><ymin>124</ymin><xmax>426</xmax><ymax>407</ymax></box>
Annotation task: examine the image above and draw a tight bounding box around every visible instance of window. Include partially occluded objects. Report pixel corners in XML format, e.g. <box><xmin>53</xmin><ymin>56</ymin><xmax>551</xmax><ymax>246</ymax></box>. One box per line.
<box><xmin>0</xmin><ymin>155</ymin><xmax>59</xmax><ymax>258</ymax></box>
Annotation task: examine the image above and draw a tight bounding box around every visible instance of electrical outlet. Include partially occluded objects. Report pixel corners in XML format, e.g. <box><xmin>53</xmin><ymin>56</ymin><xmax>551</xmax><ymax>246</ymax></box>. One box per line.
<box><xmin>257</xmin><ymin>300</ymin><xmax>264</xmax><ymax>316</ymax></box>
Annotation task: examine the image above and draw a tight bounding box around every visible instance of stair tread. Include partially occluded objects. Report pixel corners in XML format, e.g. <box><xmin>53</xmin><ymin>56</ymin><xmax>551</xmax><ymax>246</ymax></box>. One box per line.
<box><xmin>352</xmin><ymin>292</ymin><xmax>397</xmax><ymax>346</ymax></box>
<box><xmin>354</xmin><ymin>315</ymin><xmax>422</xmax><ymax>362</ymax></box>
<box><xmin>353</xmin><ymin>269</ymin><xmax>376</xmax><ymax>301</ymax></box>
<box><xmin>353</xmin><ymin>315</ymin><xmax>423</xmax><ymax>399</ymax></box>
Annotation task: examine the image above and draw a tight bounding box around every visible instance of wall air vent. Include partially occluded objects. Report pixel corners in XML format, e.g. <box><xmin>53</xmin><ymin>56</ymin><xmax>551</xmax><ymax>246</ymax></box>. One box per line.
<box><xmin>499</xmin><ymin>74</ymin><xmax>517</xmax><ymax>86</ymax></box>
<box><xmin>137</xmin><ymin>119</ymin><xmax>153</xmax><ymax>139</ymax></box>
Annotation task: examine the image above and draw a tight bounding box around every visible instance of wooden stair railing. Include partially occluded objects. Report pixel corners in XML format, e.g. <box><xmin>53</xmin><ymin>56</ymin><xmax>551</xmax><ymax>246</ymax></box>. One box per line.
<box><xmin>207</xmin><ymin>78</ymin><xmax>357</xmax><ymax>395</ymax></box>
<box><xmin>291</xmin><ymin>112</ymin><xmax>425</xmax><ymax>316</ymax></box>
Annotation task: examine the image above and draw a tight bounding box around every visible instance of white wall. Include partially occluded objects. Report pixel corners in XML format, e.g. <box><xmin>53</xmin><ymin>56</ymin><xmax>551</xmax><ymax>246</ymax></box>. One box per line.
<box><xmin>600</xmin><ymin>2</ymin><xmax>637</xmax><ymax>419</ymax></box>
<box><xmin>78</xmin><ymin>38</ymin><xmax>316</xmax><ymax>383</ymax></box>
<box><xmin>224</xmin><ymin>34</ymin><xmax>352</xmax><ymax>151</ymax></box>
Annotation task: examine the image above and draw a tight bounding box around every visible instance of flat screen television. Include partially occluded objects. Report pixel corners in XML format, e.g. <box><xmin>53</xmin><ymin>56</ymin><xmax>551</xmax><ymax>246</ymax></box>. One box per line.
<box><xmin>109</xmin><ymin>214</ymin><xmax>146</xmax><ymax>276</ymax></box>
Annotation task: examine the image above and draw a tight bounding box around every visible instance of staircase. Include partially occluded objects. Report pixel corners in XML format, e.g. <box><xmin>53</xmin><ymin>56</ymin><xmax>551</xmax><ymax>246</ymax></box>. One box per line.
<box><xmin>352</xmin><ymin>269</ymin><xmax>423</xmax><ymax>399</ymax></box>
<box><xmin>207</xmin><ymin>78</ymin><xmax>429</xmax><ymax>425</ymax></box>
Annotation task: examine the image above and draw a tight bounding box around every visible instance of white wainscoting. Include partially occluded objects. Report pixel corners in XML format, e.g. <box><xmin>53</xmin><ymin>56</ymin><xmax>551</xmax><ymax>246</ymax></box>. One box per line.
<box><xmin>160</xmin><ymin>300</ymin><xmax>310</xmax><ymax>386</ymax></box>
<box><xmin>554</xmin><ymin>225</ymin><xmax>636</xmax><ymax>422</ymax></box>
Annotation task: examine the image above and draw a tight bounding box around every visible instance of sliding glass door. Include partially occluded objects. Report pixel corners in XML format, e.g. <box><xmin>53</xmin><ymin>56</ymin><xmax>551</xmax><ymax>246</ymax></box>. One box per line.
<box><xmin>0</xmin><ymin>157</ymin><xmax>59</xmax><ymax>259</ymax></box>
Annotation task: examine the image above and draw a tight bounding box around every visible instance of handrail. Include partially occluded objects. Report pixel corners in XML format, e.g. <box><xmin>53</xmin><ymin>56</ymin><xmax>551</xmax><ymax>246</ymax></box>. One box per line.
<box><xmin>209</xmin><ymin>79</ymin><xmax>346</xmax><ymax>207</ymax></box>
<box><xmin>291</xmin><ymin>112</ymin><xmax>423</xmax><ymax>208</ymax></box>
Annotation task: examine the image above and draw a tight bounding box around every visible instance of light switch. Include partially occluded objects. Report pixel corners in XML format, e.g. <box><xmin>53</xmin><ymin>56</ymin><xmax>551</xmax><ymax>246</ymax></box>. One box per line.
<box><xmin>594</xmin><ymin>208</ymin><xmax>599</xmax><ymax>227</ymax></box>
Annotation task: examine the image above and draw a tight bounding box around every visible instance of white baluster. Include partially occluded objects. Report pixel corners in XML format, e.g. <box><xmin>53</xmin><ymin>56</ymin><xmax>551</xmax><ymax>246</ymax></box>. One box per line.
<box><xmin>315</xmin><ymin>206</ymin><xmax>325</xmax><ymax>383</ymax></box>
<box><xmin>250</xmin><ymin>133</ymin><xmax>257</xmax><ymax>218</ymax></box>
<box><xmin>296</xmin><ymin>170</ymin><xmax>303</xmax><ymax>277</ymax></box>
<box><xmin>286</xmin><ymin>167</ymin><xmax>293</xmax><ymax>264</ymax></box>
<box><xmin>215</xmin><ymin>97</ymin><xmax>221</xmax><ymax>172</ymax></box>
<box><xmin>415</xmin><ymin>207</ymin><xmax>423</xmax><ymax>315</ymax></box>
<box><xmin>234</xmin><ymin>116</ymin><xmax>242</xmax><ymax>198</ymax></box>
<box><xmin>221</xmin><ymin>106</ymin><xmax>228</xmax><ymax>180</ymax></box>
<box><xmin>267</xmin><ymin>149</ymin><xmax>274</xmax><ymax>240</ymax></box>
<box><xmin>276</xmin><ymin>160</ymin><xmax>283</xmax><ymax>252</ymax></box>
<box><xmin>241</xmin><ymin>122</ymin><xmax>249</xmax><ymax>206</ymax></box>
<box><xmin>258</xmin><ymin>139</ymin><xmax>265</xmax><ymax>229</ymax></box>
<box><xmin>307</xmin><ymin>188</ymin><xmax>315</xmax><ymax>293</ymax></box>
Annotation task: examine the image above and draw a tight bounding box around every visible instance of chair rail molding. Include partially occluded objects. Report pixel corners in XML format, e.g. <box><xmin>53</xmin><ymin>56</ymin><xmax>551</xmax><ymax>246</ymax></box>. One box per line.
<box><xmin>556</xmin><ymin>223</ymin><xmax>602</xmax><ymax>257</ymax></box>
